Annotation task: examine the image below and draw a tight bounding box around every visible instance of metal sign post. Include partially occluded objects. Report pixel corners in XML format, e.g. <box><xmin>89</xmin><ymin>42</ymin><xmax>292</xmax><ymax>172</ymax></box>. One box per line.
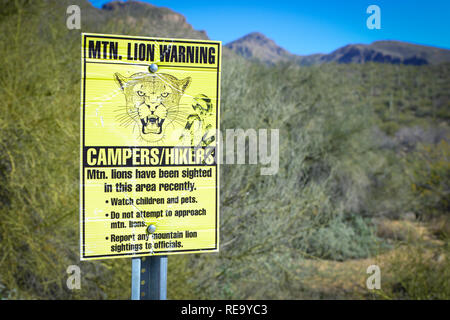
<box><xmin>131</xmin><ymin>256</ymin><xmax>168</xmax><ymax>300</ymax></box>
<box><xmin>81</xmin><ymin>34</ymin><xmax>220</xmax><ymax>302</ymax></box>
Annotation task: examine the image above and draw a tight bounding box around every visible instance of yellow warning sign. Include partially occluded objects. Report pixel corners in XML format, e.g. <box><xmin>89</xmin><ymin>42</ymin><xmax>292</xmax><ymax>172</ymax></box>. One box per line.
<box><xmin>80</xmin><ymin>33</ymin><xmax>221</xmax><ymax>260</ymax></box>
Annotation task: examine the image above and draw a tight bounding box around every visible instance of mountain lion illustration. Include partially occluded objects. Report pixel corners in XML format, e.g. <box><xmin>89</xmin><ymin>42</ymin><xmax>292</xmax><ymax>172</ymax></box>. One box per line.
<box><xmin>114</xmin><ymin>71</ymin><xmax>191</xmax><ymax>142</ymax></box>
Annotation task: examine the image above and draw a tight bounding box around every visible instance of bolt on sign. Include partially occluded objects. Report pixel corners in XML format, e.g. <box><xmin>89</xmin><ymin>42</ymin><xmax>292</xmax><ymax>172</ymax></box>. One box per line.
<box><xmin>80</xmin><ymin>33</ymin><xmax>221</xmax><ymax>260</ymax></box>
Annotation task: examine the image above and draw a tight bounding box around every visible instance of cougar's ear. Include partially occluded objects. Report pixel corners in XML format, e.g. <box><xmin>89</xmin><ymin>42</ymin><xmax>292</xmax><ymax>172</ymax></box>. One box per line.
<box><xmin>114</xmin><ymin>73</ymin><xmax>128</xmax><ymax>91</ymax></box>
<box><xmin>179</xmin><ymin>77</ymin><xmax>191</xmax><ymax>93</ymax></box>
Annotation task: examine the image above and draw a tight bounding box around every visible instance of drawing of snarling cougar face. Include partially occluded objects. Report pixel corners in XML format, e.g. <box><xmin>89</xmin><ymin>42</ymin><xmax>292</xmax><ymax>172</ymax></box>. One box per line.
<box><xmin>114</xmin><ymin>72</ymin><xmax>191</xmax><ymax>142</ymax></box>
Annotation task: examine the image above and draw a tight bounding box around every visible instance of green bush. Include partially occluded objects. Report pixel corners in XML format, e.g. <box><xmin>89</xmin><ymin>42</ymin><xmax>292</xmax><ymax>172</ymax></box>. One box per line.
<box><xmin>295</xmin><ymin>215</ymin><xmax>385</xmax><ymax>261</ymax></box>
<box><xmin>407</xmin><ymin>141</ymin><xmax>450</xmax><ymax>218</ymax></box>
<box><xmin>381</xmin><ymin>241</ymin><xmax>450</xmax><ymax>300</ymax></box>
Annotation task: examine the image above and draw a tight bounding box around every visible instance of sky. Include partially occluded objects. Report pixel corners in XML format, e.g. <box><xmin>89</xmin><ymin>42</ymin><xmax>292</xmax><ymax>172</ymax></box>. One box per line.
<box><xmin>89</xmin><ymin>0</ymin><xmax>450</xmax><ymax>55</ymax></box>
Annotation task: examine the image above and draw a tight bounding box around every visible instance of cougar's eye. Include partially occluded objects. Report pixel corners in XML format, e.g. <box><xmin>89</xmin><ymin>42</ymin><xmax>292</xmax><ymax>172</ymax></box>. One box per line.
<box><xmin>161</xmin><ymin>92</ymin><xmax>169</xmax><ymax>98</ymax></box>
<box><xmin>137</xmin><ymin>90</ymin><xmax>145</xmax><ymax>96</ymax></box>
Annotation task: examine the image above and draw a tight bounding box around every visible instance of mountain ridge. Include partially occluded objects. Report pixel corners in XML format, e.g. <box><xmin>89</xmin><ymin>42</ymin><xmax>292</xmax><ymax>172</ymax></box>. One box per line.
<box><xmin>225</xmin><ymin>32</ymin><xmax>295</xmax><ymax>64</ymax></box>
<box><xmin>226</xmin><ymin>32</ymin><xmax>450</xmax><ymax>66</ymax></box>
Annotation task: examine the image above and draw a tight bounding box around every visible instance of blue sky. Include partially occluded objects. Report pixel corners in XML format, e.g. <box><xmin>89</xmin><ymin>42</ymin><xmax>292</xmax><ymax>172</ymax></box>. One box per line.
<box><xmin>89</xmin><ymin>0</ymin><xmax>450</xmax><ymax>55</ymax></box>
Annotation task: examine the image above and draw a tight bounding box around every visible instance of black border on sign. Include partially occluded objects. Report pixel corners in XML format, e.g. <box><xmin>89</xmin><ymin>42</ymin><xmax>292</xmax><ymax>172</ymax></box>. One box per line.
<box><xmin>81</xmin><ymin>34</ymin><xmax>220</xmax><ymax>260</ymax></box>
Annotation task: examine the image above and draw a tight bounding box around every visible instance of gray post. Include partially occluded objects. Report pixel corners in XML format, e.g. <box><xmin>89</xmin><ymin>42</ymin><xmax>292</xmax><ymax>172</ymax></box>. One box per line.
<box><xmin>131</xmin><ymin>256</ymin><xmax>168</xmax><ymax>300</ymax></box>
<box><xmin>131</xmin><ymin>257</ymin><xmax>141</xmax><ymax>300</ymax></box>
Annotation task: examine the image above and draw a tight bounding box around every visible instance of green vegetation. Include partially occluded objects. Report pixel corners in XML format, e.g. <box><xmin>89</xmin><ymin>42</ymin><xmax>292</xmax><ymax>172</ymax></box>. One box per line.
<box><xmin>0</xmin><ymin>0</ymin><xmax>448</xmax><ymax>299</ymax></box>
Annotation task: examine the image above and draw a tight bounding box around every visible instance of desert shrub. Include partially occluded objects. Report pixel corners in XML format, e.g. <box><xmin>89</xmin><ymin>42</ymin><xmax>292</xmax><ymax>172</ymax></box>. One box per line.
<box><xmin>407</xmin><ymin>140</ymin><xmax>450</xmax><ymax>218</ymax></box>
<box><xmin>380</xmin><ymin>241</ymin><xmax>450</xmax><ymax>300</ymax></box>
<box><xmin>295</xmin><ymin>215</ymin><xmax>384</xmax><ymax>261</ymax></box>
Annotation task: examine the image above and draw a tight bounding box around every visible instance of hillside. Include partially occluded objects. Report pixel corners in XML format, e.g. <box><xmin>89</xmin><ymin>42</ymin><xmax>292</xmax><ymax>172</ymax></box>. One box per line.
<box><xmin>226</xmin><ymin>33</ymin><xmax>450</xmax><ymax>66</ymax></box>
<box><xmin>321</xmin><ymin>40</ymin><xmax>450</xmax><ymax>65</ymax></box>
<box><xmin>42</xmin><ymin>0</ymin><xmax>210</xmax><ymax>40</ymax></box>
<box><xmin>98</xmin><ymin>0</ymin><xmax>209</xmax><ymax>39</ymax></box>
<box><xmin>225</xmin><ymin>32</ymin><xmax>295</xmax><ymax>64</ymax></box>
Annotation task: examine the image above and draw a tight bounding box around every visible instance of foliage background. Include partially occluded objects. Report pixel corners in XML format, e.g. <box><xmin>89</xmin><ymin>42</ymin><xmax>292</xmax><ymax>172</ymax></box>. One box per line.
<box><xmin>0</xmin><ymin>0</ymin><xmax>448</xmax><ymax>299</ymax></box>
